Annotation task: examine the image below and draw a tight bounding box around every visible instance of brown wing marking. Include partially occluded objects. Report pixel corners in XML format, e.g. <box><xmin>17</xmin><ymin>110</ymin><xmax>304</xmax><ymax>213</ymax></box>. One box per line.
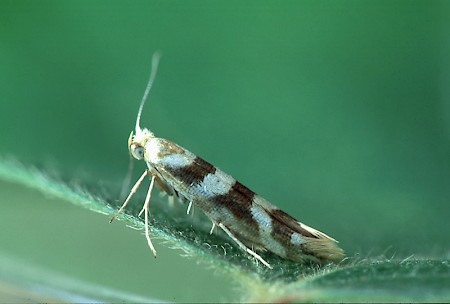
<box><xmin>269</xmin><ymin>209</ymin><xmax>345</xmax><ymax>262</ymax></box>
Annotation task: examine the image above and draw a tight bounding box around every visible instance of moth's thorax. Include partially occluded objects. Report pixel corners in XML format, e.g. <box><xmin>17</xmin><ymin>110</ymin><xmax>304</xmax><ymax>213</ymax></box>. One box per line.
<box><xmin>144</xmin><ymin>137</ymin><xmax>190</xmax><ymax>166</ymax></box>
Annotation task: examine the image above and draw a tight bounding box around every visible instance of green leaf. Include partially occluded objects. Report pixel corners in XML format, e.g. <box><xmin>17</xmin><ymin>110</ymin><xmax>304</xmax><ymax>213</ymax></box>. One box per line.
<box><xmin>244</xmin><ymin>259</ymin><xmax>450</xmax><ymax>302</ymax></box>
<box><xmin>1</xmin><ymin>158</ymin><xmax>449</xmax><ymax>302</ymax></box>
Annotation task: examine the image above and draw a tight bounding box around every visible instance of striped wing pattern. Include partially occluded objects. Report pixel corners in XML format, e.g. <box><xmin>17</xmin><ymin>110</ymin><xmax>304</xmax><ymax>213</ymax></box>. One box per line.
<box><xmin>146</xmin><ymin>137</ymin><xmax>344</xmax><ymax>264</ymax></box>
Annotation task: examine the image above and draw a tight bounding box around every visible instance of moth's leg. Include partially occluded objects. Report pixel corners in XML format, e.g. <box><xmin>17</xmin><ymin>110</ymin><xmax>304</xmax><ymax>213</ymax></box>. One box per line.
<box><xmin>218</xmin><ymin>223</ymin><xmax>272</xmax><ymax>269</ymax></box>
<box><xmin>110</xmin><ymin>170</ymin><xmax>150</xmax><ymax>223</ymax></box>
<box><xmin>209</xmin><ymin>222</ymin><xmax>216</xmax><ymax>234</ymax></box>
<box><xmin>186</xmin><ymin>201</ymin><xmax>193</xmax><ymax>215</ymax></box>
<box><xmin>141</xmin><ymin>175</ymin><xmax>157</xmax><ymax>257</ymax></box>
<box><xmin>138</xmin><ymin>173</ymin><xmax>154</xmax><ymax>217</ymax></box>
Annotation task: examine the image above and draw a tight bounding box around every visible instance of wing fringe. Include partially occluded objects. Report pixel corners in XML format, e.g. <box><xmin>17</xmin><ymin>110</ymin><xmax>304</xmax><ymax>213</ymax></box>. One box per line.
<box><xmin>265</xmin><ymin>204</ymin><xmax>345</xmax><ymax>262</ymax></box>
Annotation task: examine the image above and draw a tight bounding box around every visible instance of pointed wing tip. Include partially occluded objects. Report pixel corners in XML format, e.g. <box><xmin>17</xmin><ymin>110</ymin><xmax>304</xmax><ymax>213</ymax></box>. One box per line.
<box><xmin>304</xmin><ymin>237</ymin><xmax>346</xmax><ymax>263</ymax></box>
<box><xmin>299</xmin><ymin>223</ymin><xmax>345</xmax><ymax>262</ymax></box>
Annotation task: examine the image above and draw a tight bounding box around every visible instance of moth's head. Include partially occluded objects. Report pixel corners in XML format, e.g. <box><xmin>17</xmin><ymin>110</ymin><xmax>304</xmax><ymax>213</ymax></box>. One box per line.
<box><xmin>128</xmin><ymin>128</ymin><xmax>154</xmax><ymax>160</ymax></box>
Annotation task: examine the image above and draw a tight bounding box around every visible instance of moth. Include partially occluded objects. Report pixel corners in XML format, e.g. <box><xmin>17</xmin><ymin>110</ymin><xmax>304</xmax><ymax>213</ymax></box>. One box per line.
<box><xmin>110</xmin><ymin>53</ymin><xmax>344</xmax><ymax>269</ymax></box>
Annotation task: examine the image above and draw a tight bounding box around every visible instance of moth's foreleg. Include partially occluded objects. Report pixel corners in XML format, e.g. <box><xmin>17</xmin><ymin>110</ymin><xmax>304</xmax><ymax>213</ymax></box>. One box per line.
<box><xmin>218</xmin><ymin>223</ymin><xmax>273</xmax><ymax>269</ymax></box>
<box><xmin>110</xmin><ymin>169</ymin><xmax>150</xmax><ymax>223</ymax></box>
<box><xmin>141</xmin><ymin>174</ymin><xmax>157</xmax><ymax>257</ymax></box>
<box><xmin>209</xmin><ymin>222</ymin><xmax>216</xmax><ymax>234</ymax></box>
<box><xmin>186</xmin><ymin>200</ymin><xmax>193</xmax><ymax>215</ymax></box>
<box><xmin>138</xmin><ymin>172</ymin><xmax>155</xmax><ymax>218</ymax></box>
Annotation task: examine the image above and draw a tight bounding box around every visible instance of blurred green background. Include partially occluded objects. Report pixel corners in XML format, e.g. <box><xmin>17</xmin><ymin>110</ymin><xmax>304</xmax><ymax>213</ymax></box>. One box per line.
<box><xmin>1</xmin><ymin>0</ymin><xmax>449</xmax><ymax>302</ymax></box>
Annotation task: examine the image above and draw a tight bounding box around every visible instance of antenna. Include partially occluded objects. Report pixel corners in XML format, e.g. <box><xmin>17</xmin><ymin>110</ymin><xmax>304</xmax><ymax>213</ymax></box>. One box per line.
<box><xmin>135</xmin><ymin>51</ymin><xmax>161</xmax><ymax>133</ymax></box>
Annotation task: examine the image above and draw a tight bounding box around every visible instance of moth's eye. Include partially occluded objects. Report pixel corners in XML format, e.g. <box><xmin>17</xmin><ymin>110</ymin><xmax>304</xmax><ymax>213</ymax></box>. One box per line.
<box><xmin>131</xmin><ymin>145</ymin><xmax>145</xmax><ymax>160</ymax></box>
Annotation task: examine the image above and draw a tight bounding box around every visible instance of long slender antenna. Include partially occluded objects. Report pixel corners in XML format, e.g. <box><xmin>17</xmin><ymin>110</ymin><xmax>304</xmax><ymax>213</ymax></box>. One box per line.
<box><xmin>135</xmin><ymin>51</ymin><xmax>161</xmax><ymax>133</ymax></box>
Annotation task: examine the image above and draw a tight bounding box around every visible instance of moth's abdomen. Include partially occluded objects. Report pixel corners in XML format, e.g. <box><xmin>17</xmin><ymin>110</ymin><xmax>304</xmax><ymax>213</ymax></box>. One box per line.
<box><xmin>147</xmin><ymin>138</ymin><xmax>344</xmax><ymax>263</ymax></box>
